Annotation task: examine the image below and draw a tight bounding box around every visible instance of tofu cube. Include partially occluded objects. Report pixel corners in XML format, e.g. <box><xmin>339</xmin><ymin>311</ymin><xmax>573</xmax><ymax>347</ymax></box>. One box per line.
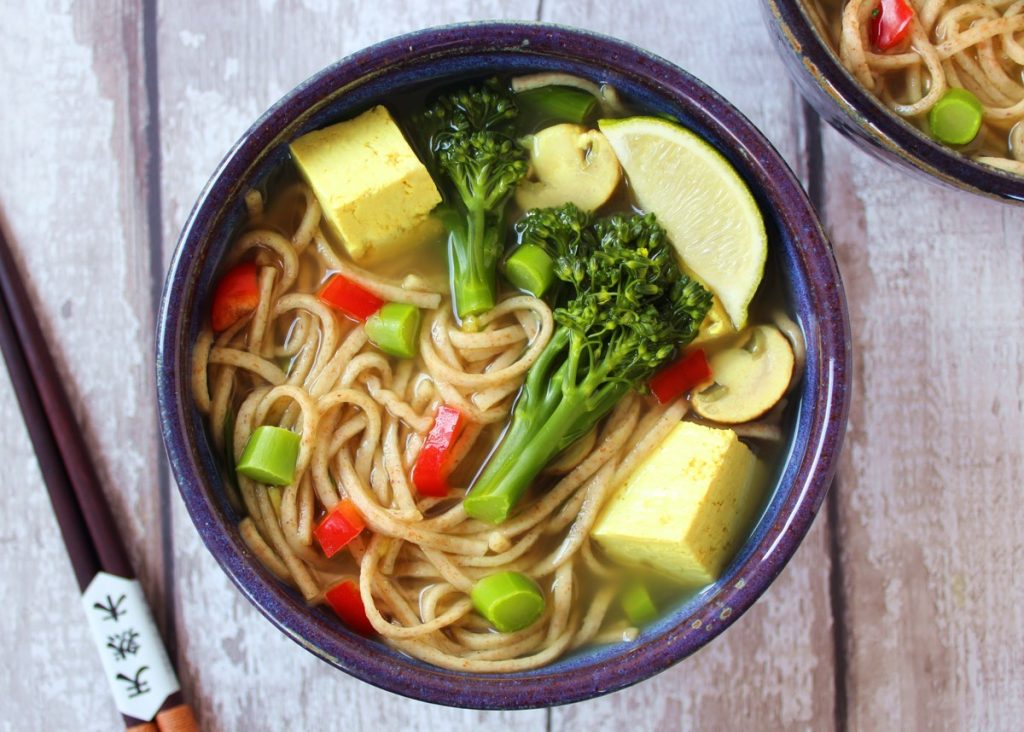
<box><xmin>290</xmin><ymin>105</ymin><xmax>442</xmax><ymax>262</ymax></box>
<box><xmin>591</xmin><ymin>421</ymin><xmax>764</xmax><ymax>586</ymax></box>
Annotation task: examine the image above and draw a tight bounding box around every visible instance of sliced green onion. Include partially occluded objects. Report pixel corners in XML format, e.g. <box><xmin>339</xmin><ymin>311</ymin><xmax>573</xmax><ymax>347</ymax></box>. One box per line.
<box><xmin>516</xmin><ymin>85</ymin><xmax>597</xmax><ymax>129</ymax></box>
<box><xmin>471</xmin><ymin>571</ymin><xmax>546</xmax><ymax>632</ymax></box>
<box><xmin>236</xmin><ymin>425</ymin><xmax>301</xmax><ymax>486</ymax></box>
<box><xmin>364</xmin><ymin>302</ymin><xmax>422</xmax><ymax>359</ymax></box>
<box><xmin>504</xmin><ymin>244</ymin><xmax>555</xmax><ymax>297</ymax></box>
<box><xmin>620</xmin><ymin>581</ymin><xmax>658</xmax><ymax>626</ymax></box>
<box><xmin>928</xmin><ymin>88</ymin><xmax>983</xmax><ymax>146</ymax></box>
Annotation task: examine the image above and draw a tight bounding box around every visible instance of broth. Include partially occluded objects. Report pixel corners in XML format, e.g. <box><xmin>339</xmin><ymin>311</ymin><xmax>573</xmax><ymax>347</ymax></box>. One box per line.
<box><xmin>192</xmin><ymin>75</ymin><xmax>801</xmax><ymax>671</ymax></box>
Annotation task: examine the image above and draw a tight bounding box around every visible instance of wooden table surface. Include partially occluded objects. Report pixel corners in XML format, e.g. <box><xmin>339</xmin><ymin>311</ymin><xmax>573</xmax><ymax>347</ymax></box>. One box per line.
<box><xmin>1</xmin><ymin>1</ymin><xmax>1021</xmax><ymax>730</ymax></box>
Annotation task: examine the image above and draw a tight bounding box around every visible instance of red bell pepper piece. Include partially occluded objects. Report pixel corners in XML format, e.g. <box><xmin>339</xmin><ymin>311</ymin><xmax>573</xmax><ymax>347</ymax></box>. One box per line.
<box><xmin>648</xmin><ymin>349</ymin><xmax>712</xmax><ymax>404</ymax></box>
<box><xmin>324</xmin><ymin>579</ymin><xmax>375</xmax><ymax>635</ymax></box>
<box><xmin>211</xmin><ymin>261</ymin><xmax>260</xmax><ymax>332</ymax></box>
<box><xmin>412</xmin><ymin>405</ymin><xmax>467</xmax><ymax>497</ymax></box>
<box><xmin>318</xmin><ymin>274</ymin><xmax>384</xmax><ymax>321</ymax></box>
<box><xmin>313</xmin><ymin>499</ymin><xmax>366</xmax><ymax>558</ymax></box>
<box><xmin>870</xmin><ymin>0</ymin><xmax>914</xmax><ymax>51</ymax></box>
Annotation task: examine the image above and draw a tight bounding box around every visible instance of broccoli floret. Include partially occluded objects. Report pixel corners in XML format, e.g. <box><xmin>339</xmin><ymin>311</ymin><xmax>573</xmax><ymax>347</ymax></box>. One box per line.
<box><xmin>424</xmin><ymin>78</ymin><xmax>518</xmax><ymax>136</ymax></box>
<box><xmin>463</xmin><ymin>205</ymin><xmax>712</xmax><ymax>524</ymax></box>
<box><xmin>421</xmin><ymin>78</ymin><xmax>529</xmax><ymax>319</ymax></box>
<box><xmin>515</xmin><ymin>202</ymin><xmax>591</xmax><ymax>263</ymax></box>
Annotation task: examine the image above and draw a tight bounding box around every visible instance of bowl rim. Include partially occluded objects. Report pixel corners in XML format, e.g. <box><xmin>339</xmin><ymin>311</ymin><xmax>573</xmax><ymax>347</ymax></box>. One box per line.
<box><xmin>156</xmin><ymin>20</ymin><xmax>851</xmax><ymax>709</ymax></box>
<box><xmin>764</xmin><ymin>0</ymin><xmax>1024</xmax><ymax>203</ymax></box>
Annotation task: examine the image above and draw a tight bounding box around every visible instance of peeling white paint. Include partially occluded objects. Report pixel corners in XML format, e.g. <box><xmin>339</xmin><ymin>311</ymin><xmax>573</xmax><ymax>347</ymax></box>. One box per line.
<box><xmin>179</xmin><ymin>29</ymin><xmax>205</xmax><ymax>48</ymax></box>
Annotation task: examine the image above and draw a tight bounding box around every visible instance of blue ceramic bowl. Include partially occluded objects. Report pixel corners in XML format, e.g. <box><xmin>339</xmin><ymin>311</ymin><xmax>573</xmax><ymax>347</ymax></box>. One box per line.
<box><xmin>156</xmin><ymin>22</ymin><xmax>851</xmax><ymax>709</ymax></box>
<box><xmin>762</xmin><ymin>0</ymin><xmax>1024</xmax><ymax>204</ymax></box>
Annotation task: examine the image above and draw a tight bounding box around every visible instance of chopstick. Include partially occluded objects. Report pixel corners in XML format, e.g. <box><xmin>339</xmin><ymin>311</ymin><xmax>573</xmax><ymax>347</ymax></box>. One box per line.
<box><xmin>0</xmin><ymin>218</ymin><xmax>197</xmax><ymax>732</ymax></box>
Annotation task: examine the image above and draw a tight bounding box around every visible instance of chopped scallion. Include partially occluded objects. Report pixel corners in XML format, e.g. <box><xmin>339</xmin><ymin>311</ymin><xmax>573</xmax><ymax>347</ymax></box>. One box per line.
<box><xmin>471</xmin><ymin>571</ymin><xmax>545</xmax><ymax>632</ymax></box>
<box><xmin>504</xmin><ymin>244</ymin><xmax>555</xmax><ymax>297</ymax></box>
<box><xmin>929</xmin><ymin>88</ymin><xmax>983</xmax><ymax>146</ymax></box>
<box><xmin>516</xmin><ymin>85</ymin><xmax>598</xmax><ymax>129</ymax></box>
<box><xmin>620</xmin><ymin>580</ymin><xmax>658</xmax><ymax>626</ymax></box>
<box><xmin>364</xmin><ymin>302</ymin><xmax>422</xmax><ymax>359</ymax></box>
<box><xmin>236</xmin><ymin>425</ymin><xmax>300</xmax><ymax>486</ymax></box>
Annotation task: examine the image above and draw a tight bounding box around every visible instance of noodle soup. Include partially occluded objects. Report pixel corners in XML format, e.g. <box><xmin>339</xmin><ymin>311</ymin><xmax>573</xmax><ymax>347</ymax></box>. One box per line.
<box><xmin>191</xmin><ymin>74</ymin><xmax>803</xmax><ymax>672</ymax></box>
<box><xmin>807</xmin><ymin>0</ymin><xmax>1024</xmax><ymax>175</ymax></box>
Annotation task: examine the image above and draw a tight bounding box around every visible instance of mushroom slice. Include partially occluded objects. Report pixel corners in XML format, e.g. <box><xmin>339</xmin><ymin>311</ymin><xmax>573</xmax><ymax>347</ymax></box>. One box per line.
<box><xmin>515</xmin><ymin>123</ymin><xmax>622</xmax><ymax>212</ymax></box>
<box><xmin>691</xmin><ymin>325</ymin><xmax>795</xmax><ymax>424</ymax></box>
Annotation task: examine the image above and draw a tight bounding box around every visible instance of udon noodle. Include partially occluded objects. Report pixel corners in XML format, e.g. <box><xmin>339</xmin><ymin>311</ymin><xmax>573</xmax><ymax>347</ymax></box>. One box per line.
<box><xmin>810</xmin><ymin>0</ymin><xmax>1024</xmax><ymax>174</ymax></box>
<box><xmin>192</xmin><ymin>183</ymin><xmax>695</xmax><ymax>671</ymax></box>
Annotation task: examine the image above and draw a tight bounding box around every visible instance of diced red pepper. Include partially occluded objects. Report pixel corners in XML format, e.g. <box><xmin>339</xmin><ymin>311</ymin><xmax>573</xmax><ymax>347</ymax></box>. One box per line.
<box><xmin>211</xmin><ymin>261</ymin><xmax>260</xmax><ymax>332</ymax></box>
<box><xmin>313</xmin><ymin>499</ymin><xmax>366</xmax><ymax>558</ymax></box>
<box><xmin>318</xmin><ymin>274</ymin><xmax>384</xmax><ymax>321</ymax></box>
<box><xmin>412</xmin><ymin>405</ymin><xmax>467</xmax><ymax>497</ymax></box>
<box><xmin>870</xmin><ymin>0</ymin><xmax>914</xmax><ymax>51</ymax></box>
<box><xmin>648</xmin><ymin>349</ymin><xmax>712</xmax><ymax>404</ymax></box>
<box><xmin>324</xmin><ymin>579</ymin><xmax>375</xmax><ymax>635</ymax></box>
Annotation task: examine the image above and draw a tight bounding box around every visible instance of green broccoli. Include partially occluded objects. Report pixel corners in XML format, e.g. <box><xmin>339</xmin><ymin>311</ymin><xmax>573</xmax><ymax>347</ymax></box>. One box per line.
<box><xmin>463</xmin><ymin>204</ymin><xmax>712</xmax><ymax>524</ymax></box>
<box><xmin>421</xmin><ymin>78</ymin><xmax>529</xmax><ymax>319</ymax></box>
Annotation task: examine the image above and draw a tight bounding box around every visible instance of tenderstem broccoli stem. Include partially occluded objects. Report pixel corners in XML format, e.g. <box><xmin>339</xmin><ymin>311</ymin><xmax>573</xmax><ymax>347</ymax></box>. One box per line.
<box><xmin>463</xmin><ymin>331</ymin><xmax>629</xmax><ymax>524</ymax></box>
<box><xmin>450</xmin><ymin>204</ymin><xmax>496</xmax><ymax>319</ymax></box>
<box><xmin>420</xmin><ymin>79</ymin><xmax>529</xmax><ymax>320</ymax></box>
<box><xmin>463</xmin><ymin>392</ymin><xmax>585</xmax><ymax>524</ymax></box>
<box><xmin>461</xmin><ymin>205</ymin><xmax>714</xmax><ymax>525</ymax></box>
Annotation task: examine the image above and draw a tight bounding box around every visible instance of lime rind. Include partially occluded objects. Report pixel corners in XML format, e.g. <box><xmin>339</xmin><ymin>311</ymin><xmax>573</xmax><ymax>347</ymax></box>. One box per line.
<box><xmin>599</xmin><ymin>116</ymin><xmax>767</xmax><ymax>329</ymax></box>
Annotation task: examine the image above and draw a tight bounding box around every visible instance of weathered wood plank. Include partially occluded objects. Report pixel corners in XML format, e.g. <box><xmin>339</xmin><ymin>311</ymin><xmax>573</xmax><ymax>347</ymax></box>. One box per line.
<box><xmin>157</xmin><ymin>2</ymin><xmax>548</xmax><ymax>730</ymax></box>
<box><xmin>539</xmin><ymin>3</ymin><xmax>837</xmax><ymax>730</ymax></box>
<box><xmin>0</xmin><ymin>1</ymin><xmax>162</xmax><ymax>729</ymax></box>
<box><xmin>822</xmin><ymin>128</ymin><xmax>1024</xmax><ymax>731</ymax></box>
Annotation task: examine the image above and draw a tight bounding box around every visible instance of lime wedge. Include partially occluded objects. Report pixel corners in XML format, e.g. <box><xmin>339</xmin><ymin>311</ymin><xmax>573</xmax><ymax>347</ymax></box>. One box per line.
<box><xmin>599</xmin><ymin>117</ymin><xmax>767</xmax><ymax>329</ymax></box>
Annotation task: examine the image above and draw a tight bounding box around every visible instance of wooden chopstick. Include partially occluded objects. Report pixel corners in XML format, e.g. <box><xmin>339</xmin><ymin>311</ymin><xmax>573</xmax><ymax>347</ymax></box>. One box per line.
<box><xmin>0</xmin><ymin>218</ymin><xmax>197</xmax><ymax>731</ymax></box>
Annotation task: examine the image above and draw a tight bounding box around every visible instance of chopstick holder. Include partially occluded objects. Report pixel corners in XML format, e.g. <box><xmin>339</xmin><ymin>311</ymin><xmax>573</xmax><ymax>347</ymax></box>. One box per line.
<box><xmin>81</xmin><ymin>573</ymin><xmax>181</xmax><ymax>723</ymax></box>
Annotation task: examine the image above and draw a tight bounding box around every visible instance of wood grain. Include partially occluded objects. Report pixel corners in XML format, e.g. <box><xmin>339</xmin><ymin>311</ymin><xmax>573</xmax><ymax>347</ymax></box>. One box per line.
<box><xmin>822</xmin><ymin>128</ymin><xmax>1024</xmax><ymax>731</ymax></box>
<box><xmin>0</xmin><ymin>1</ymin><xmax>163</xmax><ymax>730</ymax></box>
<box><xmin>540</xmin><ymin>3</ymin><xmax>837</xmax><ymax>730</ymax></box>
<box><xmin>5</xmin><ymin>0</ymin><xmax>1024</xmax><ymax>730</ymax></box>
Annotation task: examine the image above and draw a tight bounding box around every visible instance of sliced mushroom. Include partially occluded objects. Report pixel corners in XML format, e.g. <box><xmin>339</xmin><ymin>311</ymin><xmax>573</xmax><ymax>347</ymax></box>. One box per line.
<box><xmin>515</xmin><ymin>124</ymin><xmax>622</xmax><ymax>212</ymax></box>
<box><xmin>691</xmin><ymin>325</ymin><xmax>795</xmax><ymax>424</ymax></box>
